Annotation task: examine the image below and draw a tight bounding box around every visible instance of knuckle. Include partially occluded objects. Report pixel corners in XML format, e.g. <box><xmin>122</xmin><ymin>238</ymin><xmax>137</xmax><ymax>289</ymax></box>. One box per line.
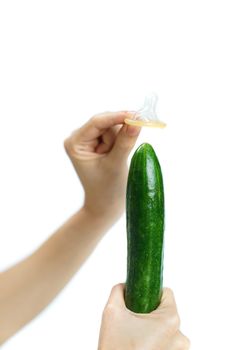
<box><xmin>90</xmin><ymin>115</ymin><xmax>97</xmax><ymax>122</ymax></box>
<box><xmin>63</xmin><ymin>137</ymin><xmax>77</xmax><ymax>159</ymax></box>
<box><xmin>184</xmin><ymin>337</ymin><xmax>191</xmax><ymax>349</ymax></box>
<box><xmin>165</xmin><ymin>313</ymin><xmax>180</xmax><ymax>332</ymax></box>
<box><xmin>90</xmin><ymin>115</ymin><xmax>100</xmax><ymax>124</ymax></box>
<box><xmin>63</xmin><ymin>138</ymin><xmax>71</xmax><ymax>153</ymax></box>
<box><xmin>179</xmin><ymin>335</ymin><xmax>191</xmax><ymax>349</ymax></box>
<box><xmin>174</xmin><ymin>313</ymin><xmax>181</xmax><ymax>329</ymax></box>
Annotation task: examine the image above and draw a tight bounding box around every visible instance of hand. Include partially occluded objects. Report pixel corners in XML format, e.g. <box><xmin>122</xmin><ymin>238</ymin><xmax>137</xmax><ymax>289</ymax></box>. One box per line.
<box><xmin>64</xmin><ymin>111</ymin><xmax>141</xmax><ymax>222</ymax></box>
<box><xmin>98</xmin><ymin>283</ymin><xmax>190</xmax><ymax>350</ymax></box>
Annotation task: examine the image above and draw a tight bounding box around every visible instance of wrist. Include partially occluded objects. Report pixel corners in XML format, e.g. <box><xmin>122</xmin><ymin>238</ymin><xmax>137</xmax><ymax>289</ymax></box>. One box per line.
<box><xmin>82</xmin><ymin>203</ymin><xmax>124</xmax><ymax>228</ymax></box>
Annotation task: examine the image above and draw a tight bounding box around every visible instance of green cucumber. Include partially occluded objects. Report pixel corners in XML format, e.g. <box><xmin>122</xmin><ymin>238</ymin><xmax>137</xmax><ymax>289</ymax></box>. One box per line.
<box><xmin>125</xmin><ymin>143</ymin><xmax>165</xmax><ymax>313</ymax></box>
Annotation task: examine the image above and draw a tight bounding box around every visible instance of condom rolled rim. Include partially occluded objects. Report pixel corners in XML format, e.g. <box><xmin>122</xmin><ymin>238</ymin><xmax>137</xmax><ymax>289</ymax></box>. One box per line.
<box><xmin>124</xmin><ymin>118</ymin><xmax>167</xmax><ymax>128</ymax></box>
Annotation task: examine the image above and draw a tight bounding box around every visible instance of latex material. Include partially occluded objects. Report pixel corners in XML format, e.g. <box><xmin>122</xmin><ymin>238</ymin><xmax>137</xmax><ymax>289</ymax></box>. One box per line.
<box><xmin>125</xmin><ymin>93</ymin><xmax>166</xmax><ymax>128</ymax></box>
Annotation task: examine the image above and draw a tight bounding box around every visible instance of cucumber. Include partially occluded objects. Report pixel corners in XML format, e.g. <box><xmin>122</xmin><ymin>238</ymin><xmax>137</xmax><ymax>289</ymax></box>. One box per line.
<box><xmin>125</xmin><ymin>143</ymin><xmax>165</xmax><ymax>313</ymax></box>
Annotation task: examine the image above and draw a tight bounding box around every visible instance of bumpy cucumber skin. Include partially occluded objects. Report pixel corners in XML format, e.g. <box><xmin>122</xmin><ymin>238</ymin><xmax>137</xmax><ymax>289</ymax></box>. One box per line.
<box><xmin>125</xmin><ymin>143</ymin><xmax>165</xmax><ymax>313</ymax></box>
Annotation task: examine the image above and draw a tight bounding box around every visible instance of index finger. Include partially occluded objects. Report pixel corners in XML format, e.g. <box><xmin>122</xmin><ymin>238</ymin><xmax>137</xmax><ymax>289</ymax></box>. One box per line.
<box><xmin>71</xmin><ymin>111</ymin><xmax>133</xmax><ymax>141</ymax></box>
<box><xmin>105</xmin><ymin>283</ymin><xmax>126</xmax><ymax>309</ymax></box>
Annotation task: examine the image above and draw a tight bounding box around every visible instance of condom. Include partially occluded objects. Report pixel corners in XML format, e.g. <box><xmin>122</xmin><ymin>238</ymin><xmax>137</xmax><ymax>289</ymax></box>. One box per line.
<box><xmin>124</xmin><ymin>93</ymin><xmax>166</xmax><ymax>128</ymax></box>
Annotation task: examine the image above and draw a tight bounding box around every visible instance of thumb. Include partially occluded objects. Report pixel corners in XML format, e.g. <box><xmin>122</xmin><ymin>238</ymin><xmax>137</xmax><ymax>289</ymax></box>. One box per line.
<box><xmin>108</xmin><ymin>123</ymin><xmax>141</xmax><ymax>163</ymax></box>
<box><xmin>105</xmin><ymin>283</ymin><xmax>126</xmax><ymax>309</ymax></box>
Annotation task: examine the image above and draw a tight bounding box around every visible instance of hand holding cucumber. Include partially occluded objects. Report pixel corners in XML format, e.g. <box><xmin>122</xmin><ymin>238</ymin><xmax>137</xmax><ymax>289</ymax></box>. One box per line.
<box><xmin>98</xmin><ymin>283</ymin><xmax>190</xmax><ymax>350</ymax></box>
<box><xmin>64</xmin><ymin>111</ymin><xmax>141</xmax><ymax>222</ymax></box>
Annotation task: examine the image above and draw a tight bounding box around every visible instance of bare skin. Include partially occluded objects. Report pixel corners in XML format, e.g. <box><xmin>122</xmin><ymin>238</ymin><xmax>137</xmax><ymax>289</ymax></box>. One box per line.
<box><xmin>0</xmin><ymin>111</ymin><xmax>190</xmax><ymax>348</ymax></box>
<box><xmin>98</xmin><ymin>284</ymin><xmax>190</xmax><ymax>350</ymax></box>
<box><xmin>0</xmin><ymin>111</ymin><xmax>141</xmax><ymax>344</ymax></box>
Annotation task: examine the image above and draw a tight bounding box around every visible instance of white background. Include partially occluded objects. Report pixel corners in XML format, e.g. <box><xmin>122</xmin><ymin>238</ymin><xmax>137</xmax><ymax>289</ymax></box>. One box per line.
<box><xmin>0</xmin><ymin>0</ymin><xmax>233</xmax><ymax>349</ymax></box>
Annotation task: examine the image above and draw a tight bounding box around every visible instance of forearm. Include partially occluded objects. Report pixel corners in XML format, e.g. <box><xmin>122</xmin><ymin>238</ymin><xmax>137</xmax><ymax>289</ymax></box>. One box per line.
<box><xmin>0</xmin><ymin>206</ymin><xmax>113</xmax><ymax>344</ymax></box>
